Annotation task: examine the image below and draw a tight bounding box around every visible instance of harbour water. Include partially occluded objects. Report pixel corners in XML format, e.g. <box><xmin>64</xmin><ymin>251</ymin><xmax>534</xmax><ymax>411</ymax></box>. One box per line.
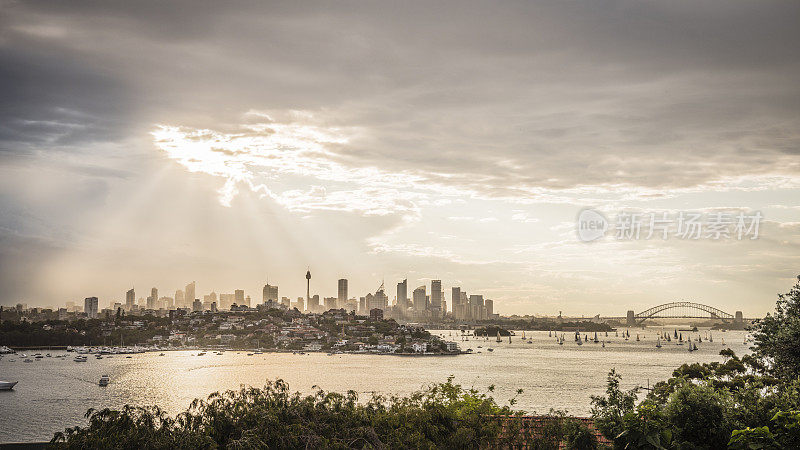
<box><xmin>0</xmin><ymin>328</ymin><xmax>750</xmax><ymax>443</ymax></box>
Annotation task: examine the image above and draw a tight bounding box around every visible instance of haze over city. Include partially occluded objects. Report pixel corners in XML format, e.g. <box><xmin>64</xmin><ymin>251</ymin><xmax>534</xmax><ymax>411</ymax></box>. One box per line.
<box><xmin>2</xmin><ymin>1</ymin><xmax>799</xmax><ymax>317</ymax></box>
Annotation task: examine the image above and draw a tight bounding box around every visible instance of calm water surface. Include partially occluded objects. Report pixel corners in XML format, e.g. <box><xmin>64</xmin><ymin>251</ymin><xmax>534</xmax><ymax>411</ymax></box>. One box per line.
<box><xmin>0</xmin><ymin>328</ymin><xmax>750</xmax><ymax>443</ymax></box>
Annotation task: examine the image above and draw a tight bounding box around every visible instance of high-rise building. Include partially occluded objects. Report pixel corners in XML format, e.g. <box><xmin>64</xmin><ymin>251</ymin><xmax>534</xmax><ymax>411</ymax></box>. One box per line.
<box><xmin>451</xmin><ymin>287</ymin><xmax>462</xmax><ymax>319</ymax></box>
<box><xmin>234</xmin><ymin>289</ymin><xmax>245</xmax><ymax>307</ymax></box>
<box><xmin>175</xmin><ymin>289</ymin><xmax>184</xmax><ymax>308</ymax></box>
<box><xmin>185</xmin><ymin>282</ymin><xmax>196</xmax><ymax>307</ymax></box>
<box><xmin>367</xmin><ymin>284</ymin><xmax>389</xmax><ymax>311</ymax></box>
<box><xmin>485</xmin><ymin>299</ymin><xmax>494</xmax><ymax>317</ymax></box>
<box><xmin>413</xmin><ymin>285</ymin><xmax>426</xmax><ymax>311</ymax></box>
<box><xmin>192</xmin><ymin>299</ymin><xmax>202</xmax><ymax>312</ymax></box>
<box><xmin>151</xmin><ymin>287</ymin><xmax>158</xmax><ymax>303</ymax></box>
<box><xmin>324</xmin><ymin>297</ymin><xmax>337</xmax><ymax>311</ymax></box>
<box><xmin>219</xmin><ymin>293</ymin><xmax>234</xmax><ymax>310</ymax></box>
<box><xmin>397</xmin><ymin>279</ymin><xmax>408</xmax><ymax>310</ymax></box>
<box><xmin>308</xmin><ymin>294</ymin><xmax>320</xmax><ymax>312</ymax></box>
<box><xmin>84</xmin><ymin>297</ymin><xmax>99</xmax><ymax>319</ymax></box>
<box><xmin>451</xmin><ymin>287</ymin><xmax>461</xmax><ymax>307</ymax></box>
<box><xmin>430</xmin><ymin>280</ymin><xmax>442</xmax><ymax>319</ymax></box>
<box><xmin>125</xmin><ymin>288</ymin><xmax>135</xmax><ymax>310</ymax></box>
<box><xmin>431</xmin><ymin>280</ymin><xmax>442</xmax><ymax>308</ymax></box>
<box><xmin>159</xmin><ymin>296</ymin><xmax>174</xmax><ymax>309</ymax></box>
<box><xmin>337</xmin><ymin>279</ymin><xmax>348</xmax><ymax>307</ymax></box>
<box><xmin>469</xmin><ymin>295</ymin><xmax>484</xmax><ymax>320</ymax></box>
<box><xmin>263</xmin><ymin>284</ymin><xmax>278</xmax><ymax>303</ymax></box>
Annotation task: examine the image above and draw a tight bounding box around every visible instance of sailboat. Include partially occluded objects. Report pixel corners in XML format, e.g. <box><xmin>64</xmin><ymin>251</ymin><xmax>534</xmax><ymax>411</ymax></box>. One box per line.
<box><xmin>593</xmin><ymin>332</ymin><xmax>599</xmax><ymax>343</ymax></box>
<box><xmin>548</xmin><ymin>330</ymin><xmax>552</xmax><ymax>338</ymax></box>
<box><xmin>636</xmin><ymin>334</ymin><xmax>640</xmax><ymax>342</ymax></box>
<box><xmin>496</xmin><ymin>331</ymin><xmax>502</xmax><ymax>343</ymax></box>
<box><xmin>601</xmin><ymin>340</ymin><xmax>605</xmax><ymax>348</ymax></box>
<box><xmin>508</xmin><ymin>334</ymin><xmax>512</xmax><ymax>344</ymax></box>
<box><xmin>522</xmin><ymin>331</ymin><xmax>526</xmax><ymax>340</ymax></box>
<box><xmin>709</xmin><ymin>333</ymin><xmax>713</xmax><ymax>343</ymax></box>
<box><xmin>656</xmin><ymin>337</ymin><xmax>662</xmax><ymax>348</ymax></box>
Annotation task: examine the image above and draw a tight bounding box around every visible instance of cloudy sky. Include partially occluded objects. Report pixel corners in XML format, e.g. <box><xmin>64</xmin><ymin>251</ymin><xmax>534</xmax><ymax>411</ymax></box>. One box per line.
<box><xmin>1</xmin><ymin>0</ymin><xmax>799</xmax><ymax>316</ymax></box>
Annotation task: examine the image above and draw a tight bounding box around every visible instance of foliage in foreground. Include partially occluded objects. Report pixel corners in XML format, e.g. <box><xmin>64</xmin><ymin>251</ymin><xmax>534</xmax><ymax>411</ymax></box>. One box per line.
<box><xmin>51</xmin><ymin>377</ymin><xmax>597</xmax><ymax>449</ymax></box>
<box><xmin>591</xmin><ymin>276</ymin><xmax>800</xmax><ymax>449</ymax></box>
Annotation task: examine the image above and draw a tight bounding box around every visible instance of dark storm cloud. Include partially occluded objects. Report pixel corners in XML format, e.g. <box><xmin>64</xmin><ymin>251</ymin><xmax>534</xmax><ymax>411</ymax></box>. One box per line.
<box><xmin>0</xmin><ymin>45</ymin><xmax>135</xmax><ymax>152</ymax></box>
<box><xmin>3</xmin><ymin>0</ymin><xmax>799</xmax><ymax>191</ymax></box>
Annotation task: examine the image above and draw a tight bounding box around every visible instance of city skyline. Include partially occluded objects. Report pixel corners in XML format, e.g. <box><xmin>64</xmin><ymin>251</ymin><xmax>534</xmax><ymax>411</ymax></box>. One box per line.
<box><xmin>43</xmin><ymin>273</ymin><xmax>505</xmax><ymax>317</ymax></box>
<box><xmin>1</xmin><ymin>1</ymin><xmax>799</xmax><ymax>316</ymax></box>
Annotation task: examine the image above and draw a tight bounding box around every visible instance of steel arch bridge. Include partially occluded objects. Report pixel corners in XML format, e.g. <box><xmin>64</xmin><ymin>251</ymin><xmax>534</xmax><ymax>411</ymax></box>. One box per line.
<box><xmin>634</xmin><ymin>302</ymin><xmax>733</xmax><ymax>324</ymax></box>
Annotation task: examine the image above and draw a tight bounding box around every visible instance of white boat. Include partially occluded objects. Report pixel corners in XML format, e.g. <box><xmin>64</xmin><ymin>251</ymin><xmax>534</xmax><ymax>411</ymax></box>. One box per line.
<box><xmin>74</xmin><ymin>355</ymin><xmax>88</xmax><ymax>362</ymax></box>
<box><xmin>98</xmin><ymin>375</ymin><xmax>110</xmax><ymax>386</ymax></box>
<box><xmin>0</xmin><ymin>381</ymin><xmax>18</xmax><ymax>390</ymax></box>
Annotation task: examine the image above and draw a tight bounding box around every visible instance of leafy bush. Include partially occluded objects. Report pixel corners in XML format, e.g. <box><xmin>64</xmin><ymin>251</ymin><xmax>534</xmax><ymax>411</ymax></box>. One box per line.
<box><xmin>52</xmin><ymin>377</ymin><xmax>523</xmax><ymax>449</ymax></box>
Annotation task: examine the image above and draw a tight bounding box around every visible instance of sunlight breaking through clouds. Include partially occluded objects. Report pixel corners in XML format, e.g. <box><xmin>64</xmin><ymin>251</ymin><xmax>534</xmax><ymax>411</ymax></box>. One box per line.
<box><xmin>151</xmin><ymin>113</ymin><xmax>436</xmax><ymax>215</ymax></box>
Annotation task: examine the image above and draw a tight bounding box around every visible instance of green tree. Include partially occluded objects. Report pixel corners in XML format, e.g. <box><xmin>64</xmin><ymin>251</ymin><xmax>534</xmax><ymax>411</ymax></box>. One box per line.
<box><xmin>750</xmin><ymin>275</ymin><xmax>800</xmax><ymax>380</ymax></box>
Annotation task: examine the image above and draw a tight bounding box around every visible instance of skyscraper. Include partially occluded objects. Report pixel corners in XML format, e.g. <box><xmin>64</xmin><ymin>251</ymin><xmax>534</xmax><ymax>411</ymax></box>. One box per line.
<box><xmin>368</xmin><ymin>283</ymin><xmax>389</xmax><ymax>311</ymax></box>
<box><xmin>84</xmin><ymin>297</ymin><xmax>98</xmax><ymax>319</ymax></box>
<box><xmin>308</xmin><ymin>294</ymin><xmax>320</xmax><ymax>312</ymax></box>
<box><xmin>413</xmin><ymin>285</ymin><xmax>426</xmax><ymax>311</ymax></box>
<box><xmin>263</xmin><ymin>284</ymin><xmax>278</xmax><ymax>303</ymax></box>
<box><xmin>485</xmin><ymin>299</ymin><xmax>494</xmax><ymax>317</ymax></box>
<box><xmin>397</xmin><ymin>279</ymin><xmax>408</xmax><ymax>310</ymax></box>
<box><xmin>185</xmin><ymin>282</ymin><xmax>196</xmax><ymax>307</ymax></box>
<box><xmin>219</xmin><ymin>293</ymin><xmax>235</xmax><ymax>310</ymax></box>
<box><xmin>337</xmin><ymin>279</ymin><xmax>348</xmax><ymax>307</ymax></box>
<box><xmin>235</xmin><ymin>289</ymin><xmax>245</xmax><ymax>307</ymax></box>
<box><xmin>175</xmin><ymin>289</ymin><xmax>184</xmax><ymax>308</ymax></box>
<box><xmin>147</xmin><ymin>287</ymin><xmax>158</xmax><ymax>310</ymax></box>
<box><xmin>451</xmin><ymin>286</ymin><xmax>461</xmax><ymax>318</ymax></box>
<box><xmin>431</xmin><ymin>280</ymin><xmax>442</xmax><ymax>308</ymax></box>
<box><xmin>125</xmin><ymin>288</ymin><xmax>135</xmax><ymax>310</ymax></box>
<box><xmin>469</xmin><ymin>294</ymin><xmax>484</xmax><ymax>320</ymax></box>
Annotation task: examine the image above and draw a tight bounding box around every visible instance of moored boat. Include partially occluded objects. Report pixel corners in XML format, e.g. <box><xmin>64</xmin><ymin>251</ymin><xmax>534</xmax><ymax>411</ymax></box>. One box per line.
<box><xmin>0</xmin><ymin>381</ymin><xmax>18</xmax><ymax>390</ymax></box>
